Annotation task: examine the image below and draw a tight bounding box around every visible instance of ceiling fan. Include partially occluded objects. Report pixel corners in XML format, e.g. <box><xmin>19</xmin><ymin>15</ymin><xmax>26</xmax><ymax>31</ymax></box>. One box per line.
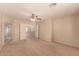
<box><xmin>30</xmin><ymin>14</ymin><xmax>42</xmax><ymax>22</ymax></box>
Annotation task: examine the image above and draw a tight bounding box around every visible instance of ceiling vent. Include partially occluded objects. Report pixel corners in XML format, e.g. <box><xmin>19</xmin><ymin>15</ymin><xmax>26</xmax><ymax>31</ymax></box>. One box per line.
<box><xmin>49</xmin><ymin>3</ymin><xmax>57</xmax><ymax>7</ymax></box>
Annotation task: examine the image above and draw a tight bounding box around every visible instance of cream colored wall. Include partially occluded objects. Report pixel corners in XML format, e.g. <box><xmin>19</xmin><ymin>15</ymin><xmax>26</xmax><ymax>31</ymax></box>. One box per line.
<box><xmin>39</xmin><ymin>17</ymin><xmax>53</xmax><ymax>42</ymax></box>
<box><xmin>39</xmin><ymin>13</ymin><xmax>79</xmax><ymax>48</ymax></box>
<box><xmin>53</xmin><ymin>13</ymin><xmax>79</xmax><ymax>48</ymax></box>
<box><xmin>12</xmin><ymin>20</ymin><xmax>20</xmax><ymax>42</ymax></box>
<box><xmin>0</xmin><ymin>14</ymin><xmax>2</xmax><ymax>50</ymax></box>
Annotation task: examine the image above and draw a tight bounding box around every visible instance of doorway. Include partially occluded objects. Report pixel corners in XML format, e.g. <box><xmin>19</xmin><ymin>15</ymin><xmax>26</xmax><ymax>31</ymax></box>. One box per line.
<box><xmin>4</xmin><ymin>23</ymin><xmax>12</xmax><ymax>43</ymax></box>
<box><xmin>20</xmin><ymin>24</ymin><xmax>36</xmax><ymax>40</ymax></box>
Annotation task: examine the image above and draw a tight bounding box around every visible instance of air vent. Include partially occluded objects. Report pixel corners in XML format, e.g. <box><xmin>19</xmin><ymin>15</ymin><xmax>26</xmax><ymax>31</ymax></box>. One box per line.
<box><xmin>49</xmin><ymin>3</ymin><xmax>57</xmax><ymax>7</ymax></box>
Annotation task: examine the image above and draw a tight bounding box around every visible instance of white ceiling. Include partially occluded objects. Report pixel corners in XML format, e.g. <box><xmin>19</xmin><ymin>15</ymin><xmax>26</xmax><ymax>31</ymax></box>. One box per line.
<box><xmin>0</xmin><ymin>3</ymin><xmax>79</xmax><ymax>20</ymax></box>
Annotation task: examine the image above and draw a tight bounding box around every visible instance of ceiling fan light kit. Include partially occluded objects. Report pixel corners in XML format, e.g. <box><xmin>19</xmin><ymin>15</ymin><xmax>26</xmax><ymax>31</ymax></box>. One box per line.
<box><xmin>30</xmin><ymin>14</ymin><xmax>41</xmax><ymax>22</ymax></box>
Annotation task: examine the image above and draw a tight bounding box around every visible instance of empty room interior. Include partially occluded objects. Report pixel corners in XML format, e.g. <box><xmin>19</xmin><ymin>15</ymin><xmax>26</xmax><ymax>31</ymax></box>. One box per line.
<box><xmin>0</xmin><ymin>3</ymin><xmax>79</xmax><ymax>56</ymax></box>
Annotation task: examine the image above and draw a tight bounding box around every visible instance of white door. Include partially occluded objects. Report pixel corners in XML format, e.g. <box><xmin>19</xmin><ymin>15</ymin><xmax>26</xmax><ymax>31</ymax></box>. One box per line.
<box><xmin>20</xmin><ymin>24</ymin><xmax>27</xmax><ymax>40</ymax></box>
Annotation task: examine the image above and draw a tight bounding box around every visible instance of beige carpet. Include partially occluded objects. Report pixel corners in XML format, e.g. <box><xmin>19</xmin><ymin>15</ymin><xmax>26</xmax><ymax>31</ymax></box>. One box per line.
<box><xmin>0</xmin><ymin>39</ymin><xmax>79</xmax><ymax>56</ymax></box>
